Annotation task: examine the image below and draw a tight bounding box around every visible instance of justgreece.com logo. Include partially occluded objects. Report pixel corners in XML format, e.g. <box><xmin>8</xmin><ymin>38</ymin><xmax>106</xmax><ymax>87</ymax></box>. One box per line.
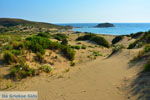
<box><xmin>0</xmin><ymin>91</ymin><xmax>38</xmax><ymax>100</ymax></box>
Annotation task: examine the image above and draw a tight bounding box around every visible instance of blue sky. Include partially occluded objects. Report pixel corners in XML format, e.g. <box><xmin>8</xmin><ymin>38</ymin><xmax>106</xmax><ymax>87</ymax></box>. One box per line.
<box><xmin>0</xmin><ymin>0</ymin><xmax>150</xmax><ymax>23</ymax></box>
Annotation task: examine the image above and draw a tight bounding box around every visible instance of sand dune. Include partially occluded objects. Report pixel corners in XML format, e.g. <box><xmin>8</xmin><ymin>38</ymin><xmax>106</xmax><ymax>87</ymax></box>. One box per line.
<box><xmin>8</xmin><ymin>49</ymin><xmax>141</xmax><ymax>100</ymax></box>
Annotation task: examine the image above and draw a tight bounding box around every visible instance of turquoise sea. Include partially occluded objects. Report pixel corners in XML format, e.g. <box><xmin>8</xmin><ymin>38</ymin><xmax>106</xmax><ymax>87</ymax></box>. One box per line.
<box><xmin>58</xmin><ymin>23</ymin><xmax>150</xmax><ymax>35</ymax></box>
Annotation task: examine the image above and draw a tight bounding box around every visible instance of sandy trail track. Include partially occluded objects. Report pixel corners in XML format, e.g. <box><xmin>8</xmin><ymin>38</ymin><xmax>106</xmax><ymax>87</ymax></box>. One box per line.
<box><xmin>10</xmin><ymin>50</ymin><xmax>139</xmax><ymax>100</ymax></box>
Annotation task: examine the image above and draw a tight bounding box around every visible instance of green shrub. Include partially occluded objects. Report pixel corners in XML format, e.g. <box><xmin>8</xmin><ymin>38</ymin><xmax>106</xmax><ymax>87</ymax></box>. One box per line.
<box><xmin>53</xmin><ymin>34</ymin><xmax>67</xmax><ymax>41</ymax></box>
<box><xmin>128</xmin><ymin>41</ymin><xmax>143</xmax><ymax>49</ymax></box>
<box><xmin>92</xmin><ymin>51</ymin><xmax>102</xmax><ymax>56</ymax></box>
<box><xmin>49</xmin><ymin>41</ymin><xmax>61</xmax><ymax>50</ymax></box>
<box><xmin>130</xmin><ymin>32</ymin><xmax>143</xmax><ymax>39</ymax></box>
<box><xmin>71</xmin><ymin>45</ymin><xmax>81</xmax><ymax>50</ymax></box>
<box><xmin>77</xmin><ymin>34</ymin><xmax>109</xmax><ymax>48</ymax></box>
<box><xmin>25</xmin><ymin>41</ymin><xmax>45</xmax><ymax>54</ymax></box>
<box><xmin>144</xmin><ymin>45</ymin><xmax>150</xmax><ymax>53</ymax></box>
<box><xmin>112</xmin><ymin>36</ymin><xmax>124</xmax><ymax>44</ymax></box>
<box><xmin>35</xmin><ymin>52</ymin><xmax>44</xmax><ymax>63</ymax></box>
<box><xmin>37</xmin><ymin>32</ymin><xmax>50</xmax><ymax>38</ymax></box>
<box><xmin>25</xmin><ymin>36</ymin><xmax>51</xmax><ymax>54</ymax></box>
<box><xmin>3</xmin><ymin>45</ymin><xmax>13</xmax><ymax>50</ymax></box>
<box><xmin>110</xmin><ymin>45</ymin><xmax>125</xmax><ymax>56</ymax></box>
<box><xmin>128</xmin><ymin>42</ymin><xmax>137</xmax><ymax>49</ymax></box>
<box><xmin>11</xmin><ymin>41</ymin><xmax>24</xmax><ymax>50</ymax></box>
<box><xmin>128</xmin><ymin>31</ymin><xmax>150</xmax><ymax>49</ymax></box>
<box><xmin>61</xmin><ymin>45</ymin><xmax>75</xmax><ymax>61</ymax></box>
<box><xmin>61</xmin><ymin>39</ymin><xmax>68</xmax><ymax>45</ymax></box>
<box><xmin>10</xmin><ymin>62</ymin><xmax>36</xmax><ymax>80</ymax></box>
<box><xmin>144</xmin><ymin>60</ymin><xmax>150</xmax><ymax>72</ymax></box>
<box><xmin>26</xmin><ymin>36</ymin><xmax>51</xmax><ymax>49</ymax></box>
<box><xmin>76</xmin><ymin>34</ymin><xmax>95</xmax><ymax>40</ymax></box>
<box><xmin>3</xmin><ymin>51</ymin><xmax>17</xmax><ymax>64</ymax></box>
<box><xmin>90</xmin><ymin>36</ymin><xmax>109</xmax><ymax>48</ymax></box>
<box><xmin>11</xmin><ymin>50</ymin><xmax>21</xmax><ymax>55</ymax></box>
<box><xmin>25</xmin><ymin>35</ymin><xmax>75</xmax><ymax>61</ymax></box>
<box><xmin>70</xmin><ymin>61</ymin><xmax>75</xmax><ymax>66</ymax></box>
<box><xmin>39</xmin><ymin>65</ymin><xmax>52</xmax><ymax>73</ymax></box>
<box><xmin>81</xmin><ymin>45</ymin><xmax>86</xmax><ymax>49</ymax></box>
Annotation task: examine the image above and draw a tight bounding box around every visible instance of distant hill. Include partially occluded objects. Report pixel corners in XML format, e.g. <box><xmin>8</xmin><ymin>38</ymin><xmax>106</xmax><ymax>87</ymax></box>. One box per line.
<box><xmin>0</xmin><ymin>18</ymin><xmax>71</xmax><ymax>29</ymax></box>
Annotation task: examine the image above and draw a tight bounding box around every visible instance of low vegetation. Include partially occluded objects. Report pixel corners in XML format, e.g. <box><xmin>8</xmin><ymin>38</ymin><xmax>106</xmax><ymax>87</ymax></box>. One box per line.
<box><xmin>39</xmin><ymin>65</ymin><xmax>52</xmax><ymax>73</ymax></box>
<box><xmin>3</xmin><ymin>51</ymin><xmax>17</xmax><ymax>64</ymax></box>
<box><xmin>112</xmin><ymin>36</ymin><xmax>124</xmax><ymax>44</ymax></box>
<box><xmin>128</xmin><ymin>31</ymin><xmax>150</xmax><ymax>49</ymax></box>
<box><xmin>129</xmin><ymin>32</ymin><xmax>144</xmax><ymax>39</ymax></box>
<box><xmin>108</xmin><ymin>44</ymin><xmax>125</xmax><ymax>57</ymax></box>
<box><xmin>144</xmin><ymin>60</ymin><xmax>150</xmax><ymax>72</ymax></box>
<box><xmin>53</xmin><ymin>34</ymin><xmax>68</xmax><ymax>41</ymax></box>
<box><xmin>77</xmin><ymin>33</ymin><xmax>109</xmax><ymax>48</ymax></box>
<box><xmin>10</xmin><ymin>62</ymin><xmax>36</xmax><ymax>80</ymax></box>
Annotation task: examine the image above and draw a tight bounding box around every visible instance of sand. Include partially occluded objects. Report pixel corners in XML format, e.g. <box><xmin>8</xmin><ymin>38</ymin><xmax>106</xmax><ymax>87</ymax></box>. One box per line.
<box><xmin>7</xmin><ymin>49</ymin><xmax>141</xmax><ymax>100</ymax></box>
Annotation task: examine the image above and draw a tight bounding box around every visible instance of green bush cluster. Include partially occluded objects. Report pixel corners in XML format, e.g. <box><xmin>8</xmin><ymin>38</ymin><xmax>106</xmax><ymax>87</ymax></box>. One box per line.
<box><xmin>3</xmin><ymin>51</ymin><xmax>17</xmax><ymax>64</ymax></box>
<box><xmin>25</xmin><ymin>35</ymin><xmax>75</xmax><ymax>61</ymax></box>
<box><xmin>11</xmin><ymin>49</ymin><xmax>21</xmax><ymax>56</ymax></box>
<box><xmin>61</xmin><ymin>38</ymin><xmax>68</xmax><ymax>45</ymax></box>
<box><xmin>92</xmin><ymin>51</ymin><xmax>102</xmax><ymax>57</ymax></box>
<box><xmin>129</xmin><ymin>32</ymin><xmax>144</xmax><ymax>39</ymax></box>
<box><xmin>144</xmin><ymin>45</ymin><xmax>150</xmax><ymax>53</ymax></box>
<box><xmin>39</xmin><ymin>65</ymin><xmax>52</xmax><ymax>73</ymax></box>
<box><xmin>10</xmin><ymin>62</ymin><xmax>36</xmax><ymax>80</ymax></box>
<box><xmin>61</xmin><ymin>45</ymin><xmax>75</xmax><ymax>61</ymax></box>
<box><xmin>53</xmin><ymin>34</ymin><xmax>68</xmax><ymax>41</ymax></box>
<box><xmin>11</xmin><ymin>41</ymin><xmax>24</xmax><ymax>50</ymax></box>
<box><xmin>128</xmin><ymin>31</ymin><xmax>150</xmax><ymax>49</ymax></box>
<box><xmin>144</xmin><ymin>60</ymin><xmax>150</xmax><ymax>72</ymax></box>
<box><xmin>77</xmin><ymin>34</ymin><xmax>109</xmax><ymax>48</ymax></box>
<box><xmin>112</xmin><ymin>36</ymin><xmax>124</xmax><ymax>44</ymax></box>
<box><xmin>35</xmin><ymin>52</ymin><xmax>44</xmax><ymax>63</ymax></box>
<box><xmin>71</xmin><ymin>45</ymin><xmax>86</xmax><ymax>50</ymax></box>
<box><xmin>37</xmin><ymin>32</ymin><xmax>50</xmax><ymax>38</ymax></box>
<box><xmin>25</xmin><ymin>36</ymin><xmax>51</xmax><ymax>54</ymax></box>
<box><xmin>128</xmin><ymin>41</ymin><xmax>143</xmax><ymax>49</ymax></box>
<box><xmin>110</xmin><ymin>44</ymin><xmax>125</xmax><ymax>56</ymax></box>
<box><xmin>81</xmin><ymin>45</ymin><xmax>86</xmax><ymax>49</ymax></box>
<box><xmin>71</xmin><ymin>45</ymin><xmax>81</xmax><ymax>50</ymax></box>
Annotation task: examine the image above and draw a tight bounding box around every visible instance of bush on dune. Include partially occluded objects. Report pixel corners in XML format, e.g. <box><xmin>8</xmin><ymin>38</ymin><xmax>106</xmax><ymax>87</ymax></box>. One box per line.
<box><xmin>25</xmin><ymin>36</ymin><xmax>51</xmax><ymax>54</ymax></box>
<box><xmin>25</xmin><ymin>35</ymin><xmax>75</xmax><ymax>61</ymax></box>
<box><xmin>11</xmin><ymin>49</ymin><xmax>21</xmax><ymax>56</ymax></box>
<box><xmin>77</xmin><ymin>34</ymin><xmax>109</xmax><ymax>48</ymax></box>
<box><xmin>11</xmin><ymin>41</ymin><xmax>24</xmax><ymax>50</ymax></box>
<box><xmin>128</xmin><ymin>31</ymin><xmax>150</xmax><ymax>49</ymax></box>
<box><xmin>112</xmin><ymin>36</ymin><xmax>124</xmax><ymax>44</ymax></box>
<box><xmin>10</xmin><ymin>62</ymin><xmax>36</xmax><ymax>80</ymax></box>
<box><xmin>3</xmin><ymin>51</ymin><xmax>17</xmax><ymax>64</ymax></box>
<box><xmin>61</xmin><ymin>38</ymin><xmax>68</xmax><ymax>45</ymax></box>
<box><xmin>61</xmin><ymin>45</ymin><xmax>75</xmax><ymax>61</ymax></box>
<box><xmin>90</xmin><ymin>36</ymin><xmax>109</xmax><ymax>48</ymax></box>
<box><xmin>39</xmin><ymin>65</ymin><xmax>52</xmax><ymax>73</ymax></box>
<box><xmin>144</xmin><ymin>45</ymin><xmax>150</xmax><ymax>53</ymax></box>
<box><xmin>53</xmin><ymin>34</ymin><xmax>68</xmax><ymax>41</ymax></box>
<box><xmin>37</xmin><ymin>32</ymin><xmax>50</xmax><ymax>38</ymax></box>
<box><xmin>144</xmin><ymin>60</ymin><xmax>150</xmax><ymax>72</ymax></box>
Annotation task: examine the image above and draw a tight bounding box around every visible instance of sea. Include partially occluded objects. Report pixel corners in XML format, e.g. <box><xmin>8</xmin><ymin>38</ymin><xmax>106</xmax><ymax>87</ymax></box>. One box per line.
<box><xmin>57</xmin><ymin>23</ymin><xmax>150</xmax><ymax>35</ymax></box>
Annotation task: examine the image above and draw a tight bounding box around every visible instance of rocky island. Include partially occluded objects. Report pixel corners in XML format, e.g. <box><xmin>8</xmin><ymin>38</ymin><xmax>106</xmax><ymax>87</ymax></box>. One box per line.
<box><xmin>95</xmin><ymin>23</ymin><xmax>115</xmax><ymax>28</ymax></box>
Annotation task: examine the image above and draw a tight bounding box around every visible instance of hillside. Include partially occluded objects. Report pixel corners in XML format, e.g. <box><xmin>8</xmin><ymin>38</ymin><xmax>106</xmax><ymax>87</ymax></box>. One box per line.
<box><xmin>0</xmin><ymin>18</ymin><xmax>71</xmax><ymax>29</ymax></box>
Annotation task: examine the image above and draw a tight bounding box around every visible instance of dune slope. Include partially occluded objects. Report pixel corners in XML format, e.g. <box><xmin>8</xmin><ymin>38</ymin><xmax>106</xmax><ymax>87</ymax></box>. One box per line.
<box><xmin>9</xmin><ymin>49</ymin><xmax>140</xmax><ymax>100</ymax></box>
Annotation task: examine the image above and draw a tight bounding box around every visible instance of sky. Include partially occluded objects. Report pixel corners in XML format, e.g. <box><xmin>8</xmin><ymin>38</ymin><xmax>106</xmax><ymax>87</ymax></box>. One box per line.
<box><xmin>0</xmin><ymin>0</ymin><xmax>150</xmax><ymax>23</ymax></box>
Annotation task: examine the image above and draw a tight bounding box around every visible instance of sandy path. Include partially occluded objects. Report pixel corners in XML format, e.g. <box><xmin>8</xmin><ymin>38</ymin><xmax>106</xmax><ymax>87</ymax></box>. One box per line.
<box><xmin>11</xmin><ymin>50</ymin><xmax>138</xmax><ymax>100</ymax></box>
